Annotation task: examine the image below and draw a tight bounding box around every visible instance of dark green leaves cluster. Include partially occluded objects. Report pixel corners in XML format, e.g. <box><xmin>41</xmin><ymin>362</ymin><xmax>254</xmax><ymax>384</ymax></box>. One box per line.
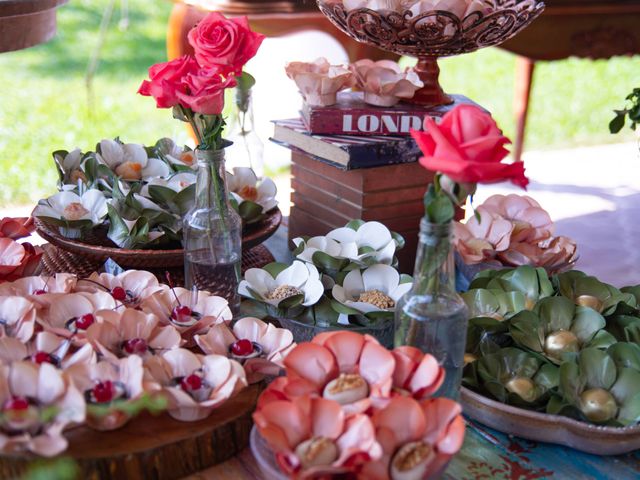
<box><xmin>609</xmin><ymin>87</ymin><xmax>640</xmax><ymax>133</ymax></box>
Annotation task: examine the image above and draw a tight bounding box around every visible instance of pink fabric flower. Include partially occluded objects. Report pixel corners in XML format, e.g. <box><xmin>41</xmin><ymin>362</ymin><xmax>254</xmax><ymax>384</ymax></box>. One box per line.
<box><xmin>137</xmin><ymin>55</ymin><xmax>199</xmax><ymax>109</ymax></box>
<box><xmin>412</xmin><ymin>105</ymin><xmax>528</xmax><ymax>188</ymax></box>
<box><xmin>188</xmin><ymin>13</ymin><xmax>265</xmax><ymax>75</ymax></box>
<box><xmin>351</xmin><ymin>59</ymin><xmax>423</xmax><ymax>107</ymax></box>
<box><xmin>390</xmin><ymin>346</ymin><xmax>444</xmax><ymax>400</ymax></box>
<box><xmin>481</xmin><ymin>194</ymin><xmax>554</xmax><ymax>243</ymax></box>
<box><xmin>0</xmin><ymin>238</ymin><xmax>43</xmax><ymax>283</ymax></box>
<box><xmin>253</xmin><ymin>395</ymin><xmax>382</xmax><ymax>478</ymax></box>
<box><xmin>0</xmin><ymin>217</ymin><xmax>35</xmax><ymax>240</ymax></box>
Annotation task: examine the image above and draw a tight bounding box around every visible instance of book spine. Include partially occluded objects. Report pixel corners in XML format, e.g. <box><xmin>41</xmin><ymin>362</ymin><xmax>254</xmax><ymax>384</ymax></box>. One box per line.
<box><xmin>341</xmin><ymin>137</ymin><xmax>422</xmax><ymax>169</ymax></box>
<box><xmin>303</xmin><ymin>108</ymin><xmax>436</xmax><ymax>136</ymax></box>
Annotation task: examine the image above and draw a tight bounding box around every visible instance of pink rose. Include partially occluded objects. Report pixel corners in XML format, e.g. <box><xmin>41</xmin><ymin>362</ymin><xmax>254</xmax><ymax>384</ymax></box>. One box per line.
<box><xmin>188</xmin><ymin>13</ymin><xmax>265</xmax><ymax>74</ymax></box>
<box><xmin>138</xmin><ymin>55</ymin><xmax>199</xmax><ymax>109</ymax></box>
<box><xmin>176</xmin><ymin>67</ymin><xmax>237</xmax><ymax>115</ymax></box>
<box><xmin>412</xmin><ymin>105</ymin><xmax>529</xmax><ymax>188</ymax></box>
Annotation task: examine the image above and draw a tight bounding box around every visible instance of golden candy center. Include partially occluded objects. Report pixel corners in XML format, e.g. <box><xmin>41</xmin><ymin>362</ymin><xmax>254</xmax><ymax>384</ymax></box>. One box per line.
<box><xmin>358</xmin><ymin>289</ymin><xmax>395</xmax><ymax>309</ymax></box>
<box><xmin>393</xmin><ymin>441</ymin><xmax>433</xmax><ymax>472</ymax></box>
<box><xmin>267</xmin><ymin>285</ymin><xmax>302</xmax><ymax>301</ymax></box>
<box><xmin>63</xmin><ymin>202</ymin><xmax>89</xmax><ymax>221</ymax></box>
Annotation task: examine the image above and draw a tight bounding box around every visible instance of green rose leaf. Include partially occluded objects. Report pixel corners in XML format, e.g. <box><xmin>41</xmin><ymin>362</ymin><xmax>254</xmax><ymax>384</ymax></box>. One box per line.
<box><xmin>262</xmin><ymin>262</ymin><xmax>289</xmax><ymax>279</ymax></box>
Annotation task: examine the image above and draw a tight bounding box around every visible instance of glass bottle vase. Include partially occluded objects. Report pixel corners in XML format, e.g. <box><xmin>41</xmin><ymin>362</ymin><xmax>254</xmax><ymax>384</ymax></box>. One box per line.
<box><xmin>183</xmin><ymin>148</ymin><xmax>242</xmax><ymax>313</ymax></box>
<box><xmin>226</xmin><ymin>87</ymin><xmax>264</xmax><ymax>177</ymax></box>
<box><xmin>394</xmin><ymin>219</ymin><xmax>469</xmax><ymax>400</ymax></box>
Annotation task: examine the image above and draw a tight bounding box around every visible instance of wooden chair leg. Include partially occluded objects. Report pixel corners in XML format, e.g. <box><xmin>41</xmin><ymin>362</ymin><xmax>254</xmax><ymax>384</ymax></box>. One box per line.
<box><xmin>514</xmin><ymin>56</ymin><xmax>535</xmax><ymax>163</ymax></box>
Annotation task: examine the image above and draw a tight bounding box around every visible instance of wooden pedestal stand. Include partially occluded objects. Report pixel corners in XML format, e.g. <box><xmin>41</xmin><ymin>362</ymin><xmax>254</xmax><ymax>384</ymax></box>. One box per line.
<box><xmin>288</xmin><ymin>151</ymin><xmax>434</xmax><ymax>273</ymax></box>
<box><xmin>0</xmin><ymin>384</ymin><xmax>262</xmax><ymax>480</ymax></box>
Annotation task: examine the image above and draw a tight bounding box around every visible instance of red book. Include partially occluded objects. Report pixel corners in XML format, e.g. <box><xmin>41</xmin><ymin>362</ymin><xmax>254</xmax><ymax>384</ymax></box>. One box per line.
<box><xmin>301</xmin><ymin>91</ymin><xmax>480</xmax><ymax>136</ymax></box>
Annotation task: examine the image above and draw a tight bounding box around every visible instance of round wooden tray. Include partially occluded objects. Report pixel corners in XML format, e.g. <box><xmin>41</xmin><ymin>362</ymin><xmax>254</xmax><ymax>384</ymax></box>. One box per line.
<box><xmin>0</xmin><ymin>384</ymin><xmax>262</xmax><ymax>480</ymax></box>
<box><xmin>461</xmin><ymin>386</ymin><xmax>640</xmax><ymax>455</ymax></box>
<box><xmin>35</xmin><ymin>208</ymin><xmax>282</xmax><ymax>269</ymax></box>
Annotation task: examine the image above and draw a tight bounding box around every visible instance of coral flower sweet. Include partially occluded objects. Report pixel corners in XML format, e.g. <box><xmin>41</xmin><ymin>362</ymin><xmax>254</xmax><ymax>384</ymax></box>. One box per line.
<box><xmin>363</xmin><ymin>396</ymin><xmax>465</xmax><ymax>480</ymax></box>
<box><xmin>144</xmin><ymin>348</ymin><xmax>247</xmax><ymax>421</ymax></box>
<box><xmin>253</xmin><ymin>395</ymin><xmax>382</xmax><ymax>478</ymax></box>
<box><xmin>97</xmin><ymin>139</ymin><xmax>170</xmax><ymax>181</ymax></box>
<box><xmin>195</xmin><ymin>317</ymin><xmax>295</xmax><ymax>383</ymax></box>
<box><xmin>270</xmin><ymin>331</ymin><xmax>395</xmax><ymax>414</ymax></box>
<box><xmin>0</xmin><ymin>217</ymin><xmax>35</xmax><ymax>240</ymax></box>
<box><xmin>227</xmin><ymin>167</ymin><xmax>278</xmax><ymax>214</ymax></box>
<box><xmin>66</xmin><ymin>355</ymin><xmax>147</xmax><ymax>430</ymax></box>
<box><xmin>0</xmin><ymin>238</ymin><xmax>43</xmax><ymax>283</ymax></box>
<box><xmin>87</xmin><ymin>308</ymin><xmax>182</xmax><ymax>361</ymax></box>
<box><xmin>0</xmin><ymin>361</ymin><xmax>85</xmax><ymax>457</ymax></box>
<box><xmin>390</xmin><ymin>346</ymin><xmax>445</xmax><ymax>400</ymax></box>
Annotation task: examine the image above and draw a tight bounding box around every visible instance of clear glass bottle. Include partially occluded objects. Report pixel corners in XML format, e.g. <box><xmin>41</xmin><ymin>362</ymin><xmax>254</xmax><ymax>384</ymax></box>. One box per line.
<box><xmin>394</xmin><ymin>219</ymin><xmax>469</xmax><ymax>400</ymax></box>
<box><xmin>183</xmin><ymin>148</ymin><xmax>242</xmax><ymax>313</ymax></box>
<box><xmin>226</xmin><ymin>87</ymin><xmax>264</xmax><ymax>177</ymax></box>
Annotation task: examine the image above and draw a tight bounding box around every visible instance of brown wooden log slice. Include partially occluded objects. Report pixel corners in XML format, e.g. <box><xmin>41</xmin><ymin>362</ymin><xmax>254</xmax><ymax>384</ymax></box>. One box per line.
<box><xmin>0</xmin><ymin>383</ymin><xmax>262</xmax><ymax>480</ymax></box>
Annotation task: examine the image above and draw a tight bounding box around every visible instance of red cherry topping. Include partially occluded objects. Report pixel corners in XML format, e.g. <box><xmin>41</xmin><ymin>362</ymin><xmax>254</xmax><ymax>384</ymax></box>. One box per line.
<box><xmin>76</xmin><ymin>313</ymin><xmax>95</xmax><ymax>330</ymax></box>
<box><xmin>231</xmin><ymin>339</ymin><xmax>254</xmax><ymax>356</ymax></box>
<box><xmin>111</xmin><ymin>287</ymin><xmax>127</xmax><ymax>301</ymax></box>
<box><xmin>92</xmin><ymin>381</ymin><xmax>115</xmax><ymax>404</ymax></box>
<box><xmin>3</xmin><ymin>396</ymin><xmax>29</xmax><ymax>412</ymax></box>
<box><xmin>32</xmin><ymin>351</ymin><xmax>54</xmax><ymax>365</ymax></box>
<box><xmin>123</xmin><ymin>338</ymin><xmax>148</xmax><ymax>355</ymax></box>
<box><xmin>34</xmin><ymin>289</ymin><xmax>47</xmax><ymax>296</ymax></box>
<box><xmin>171</xmin><ymin>305</ymin><xmax>192</xmax><ymax>321</ymax></box>
<box><xmin>180</xmin><ymin>374</ymin><xmax>203</xmax><ymax>392</ymax></box>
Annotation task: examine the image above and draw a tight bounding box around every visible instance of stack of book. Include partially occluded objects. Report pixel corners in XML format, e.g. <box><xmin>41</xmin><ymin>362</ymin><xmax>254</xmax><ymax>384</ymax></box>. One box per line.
<box><xmin>271</xmin><ymin>92</ymin><xmax>476</xmax><ymax>272</ymax></box>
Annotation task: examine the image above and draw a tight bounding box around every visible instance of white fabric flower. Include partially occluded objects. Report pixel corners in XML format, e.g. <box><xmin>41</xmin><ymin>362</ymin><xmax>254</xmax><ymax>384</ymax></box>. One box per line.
<box><xmin>156</xmin><ymin>138</ymin><xmax>196</xmax><ymax>169</ymax></box>
<box><xmin>33</xmin><ymin>189</ymin><xmax>108</xmax><ymax>226</ymax></box>
<box><xmin>226</xmin><ymin>167</ymin><xmax>278</xmax><ymax>213</ymax></box>
<box><xmin>97</xmin><ymin>139</ymin><xmax>170</xmax><ymax>181</ymax></box>
<box><xmin>292</xmin><ymin>235</ymin><xmax>358</xmax><ymax>264</ymax></box>
<box><xmin>238</xmin><ymin>261</ymin><xmax>324</xmax><ymax>308</ymax></box>
<box><xmin>332</xmin><ymin>264</ymin><xmax>412</xmax><ymax>313</ymax></box>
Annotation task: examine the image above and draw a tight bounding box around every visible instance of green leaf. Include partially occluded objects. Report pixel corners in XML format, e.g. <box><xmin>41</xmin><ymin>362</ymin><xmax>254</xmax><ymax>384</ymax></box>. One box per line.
<box><xmin>534</xmin><ymin>363</ymin><xmax>560</xmax><ymax>391</ymax></box>
<box><xmin>312</xmin><ymin>251</ymin><xmax>349</xmax><ymax>273</ymax></box>
<box><xmin>570</xmin><ymin>305</ymin><xmax>606</xmax><ymax>344</ymax></box>
<box><xmin>534</xmin><ymin>296</ymin><xmax>575</xmax><ymax>333</ymax></box>
<box><xmin>262</xmin><ymin>262</ymin><xmax>289</xmax><ymax>279</ymax></box>
<box><xmin>147</xmin><ymin>185</ymin><xmax>178</xmax><ymax>206</ymax></box>
<box><xmin>173</xmin><ymin>184</ymin><xmax>196</xmax><ymax>216</ymax></box>
<box><xmin>399</xmin><ymin>274</ymin><xmax>413</xmax><ymax>285</ymax></box>
<box><xmin>330</xmin><ymin>299</ymin><xmax>361</xmax><ymax>316</ymax></box>
<box><xmin>345</xmin><ymin>219</ymin><xmax>365</xmax><ymax>231</ymax></box>
<box><xmin>391</xmin><ymin>231</ymin><xmax>406</xmax><ymax>251</ymax></box>
<box><xmin>312</xmin><ymin>295</ymin><xmax>340</xmax><ymax>327</ymax></box>
<box><xmin>426</xmin><ymin>193</ymin><xmax>455</xmax><ymax>224</ymax></box>
<box><xmin>618</xmin><ymin>392</ymin><xmax>640</xmax><ymax>425</ymax></box>
<box><xmin>610</xmin><ymin>367</ymin><xmax>640</xmax><ymax>405</ymax></box>
<box><xmin>508</xmin><ymin>310</ymin><xmax>545</xmax><ymax>353</ymax></box>
<box><xmin>238</xmin><ymin>200</ymin><xmax>264</xmax><ymax>223</ymax></box>
<box><xmin>559</xmin><ymin>360</ymin><xmax>583</xmax><ymax>405</ymax></box>
<box><xmin>579</xmin><ymin>348</ymin><xmax>617</xmax><ymax>390</ymax></box>
<box><xmin>609</xmin><ymin>111</ymin><xmax>626</xmax><ymax>134</ymax></box>
<box><xmin>607</xmin><ymin>342</ymin><xmax>640</xmax><ymax>371</ymax></box>
<box><xmin>277</xmin><ymin>293</ymin><xmax>305</xmax><ymax>309</ymax></box>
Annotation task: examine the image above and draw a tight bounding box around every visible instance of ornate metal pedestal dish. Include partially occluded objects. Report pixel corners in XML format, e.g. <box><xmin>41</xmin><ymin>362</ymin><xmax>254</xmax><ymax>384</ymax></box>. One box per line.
<box><xmin>316</xmin><ymin>0</ymin><xmax>545</xmax><ymax>106</ymax></box>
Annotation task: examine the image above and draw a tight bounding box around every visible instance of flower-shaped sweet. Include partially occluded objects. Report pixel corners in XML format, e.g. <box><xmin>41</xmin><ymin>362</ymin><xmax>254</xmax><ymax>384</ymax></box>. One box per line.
<box><xmin>557</xmin><ymin>348</ymin><xmax>640</xmax><ymax>426</ymax></box>
<box><xmin>508</xmin><ymin>296</ymin><xmax>613</xmax><ymax>364</ymax></box>
<box><xmin>461</xmin><ymin>288</ymin><xmax>527</xmax><ymax>322</ymax></box>
<box><xmin>53</xmin><ymin>148</ymin><xmax>86</xmax><ymax>185</ymax></box>
<box><xmin>499</xmin><ymin>236</ymin><xmax>578</xmax><ymax>271</ymax></box>
<box><xmin>0</xmin><ymin>361</ymin><xmax>85</xmax><ymax>457</ymax></box>
<box><xmin>153</xmin><ymin>138</ymin><xmax>196</xmax><ymax>169</ymax></box>
<box><xmin>141</xmin><ymin>172</ymin><xmax>196</xmax><ymax>197</ymax></box>
<box><xmin>469</xmin><ymin>266</ymin><xmax>554</xmax><ymax>310</ymax></box>
<box><xmin>326</xmin><ymin>221</ymin><xmax>399</xmax><ymax>266</ymax></box>
<box><xmin>292</xmin><ymin>235</ymin><xmax>354</xmax><ymax>267</ymax></box>
<box><xmin>226</xmin><ymin>167</ymin><xmax>278</xmax><ymax>219</ymax></box>
<box><xmin>0</xmin><ymin>295</ymin><xmax>37</xmax><ymax>342</ymax></box>
<box><xmin>144</xmin><ymin>348</ymin><xmax>246</xmax><ymax>421</ymax></box>
<box><xmin>66</xmin><ymin>355</ymin><xmax>147</xmax><ymax>430</ymax></box>
<box><xmin>362</xmin><ymin>396</ymin><xmax>465</xmax><ymax>480</ymax></box>
<box><xmin>253</xmin><ymin>395</ymin><xmax>382</xmax><ymax>478</ymax></box>
<box><xmin>97</xmin><ymin>138</ymin><xmax>170</xmax><ymax>181</ymax></box>
<box><xmin>239</xmin><ymin>261</ymin><xmax>324</xmax><ymax>310</ymax></box>
<box><xmin>0</xmin><ymin>333</ymin><xmax>95</xmax><ymax>369</ymax></box>
<box><xmin>75</xmin><ymin>270</ymin><xmax>163</xmax><ymax>307</ymax></box>
<box><xmin>0</xmin><ymin>273</ymin><xmax>77</xmax><ymax>297</ymax></box>
<box><xmin>36</xmin><ymin>291</ymin><xmax>117</xmax><ymax>344</ymax></box>
<box><xmin>555</xmin><ymin>270</ymin><xmax>632</xmax><ymax>315</ymax></box>
<box><xmin>32</xmin><ymin>189</ymin><xmax>108</xmax><ymax>231</ymax></box>
<box><xmin>87</xmin><ymin>308</ymin><xmax>182</xmax><ymax>361</ymax></box>
<box><xmin>332</xmin><ymin>264</ymin><xmax>412</xmax><ymax>316</ymax></box>
<box><xmin>0</xmin><ymin>238</ymin><xmax>43</xmax><ymax>283</ymax></box>
<box><xmin>454</xmin><ymin>206</ymin><xmax>514</xmax><ymax>264</ymax></box>
<box><xmin>273</xmin><ymin>331</ymin><xmax>396</xmax><ymax>414</ymax></box>
<box><xmin>390</xmin><ymin>346</ymin><xmax>444</xmax><ymax>400</ymax></box>
<box><xmin>481</xmin><ymin>194</ymin><xmax>553</xmax><ymax>244</ymax></box>
<box><xmin>139</xmin><ymin>286</ymin><xmax>232</xmax><ymax>341</ymax></box>
<box><xmin>0</xmin><ymin>217</ymin><xmax>36</xmax><ymax>240</ymax></box>
<box><xmin>351</xmin><ymin>59</ymin><xmax>424</xmax><ymax>107</ymax></box>
<box><xmin>285</xmin><ymin>57</ymin><xmax>355</xmax><ymax>107</ymax></box>
<box><xmin>466</xmin><ymin>347</ymin><xmax>558</xmax><ymax>408</ymax></box>
<box><xmin>195</xmin><ymin>317</ymin><xmax>295</xmax><ymax>383</ymax></box>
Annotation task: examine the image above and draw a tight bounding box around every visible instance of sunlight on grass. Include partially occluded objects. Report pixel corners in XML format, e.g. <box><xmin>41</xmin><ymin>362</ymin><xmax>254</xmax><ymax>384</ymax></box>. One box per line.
<box><xmin>0</xmin><ymin>0</ymin><xmax>638</xmax><ymax>207</ymax></box>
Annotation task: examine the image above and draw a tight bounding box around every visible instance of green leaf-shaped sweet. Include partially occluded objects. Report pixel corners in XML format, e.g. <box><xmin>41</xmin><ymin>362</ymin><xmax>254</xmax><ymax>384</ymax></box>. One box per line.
<box><xmin>508</xmin><ymin>310</ymin><xmax>545</xmax><ymax>354</ymax></box>
<box><xmin>466</xmin><ymin>317</ymin><xmax>510</xmax><ymax>358</ymax></box>
<box><xmin>474</xmin><ymin>266</ymin><xmax>553</xmax><ymax>309</ymax></box>
<box><xmin>606</xmin><ymin>314</ymin><xmax>640</xmax><ymax>343</ymax></box>
<box><xmin>559</xmin><ymin>348</ymin><xmax>640</xmax><ymax>425</ymax></box>
<box><xmin>555</xmin><ymin>270</ymin><xmax>635</xmax><ymax>315</ymax></box>
<box><xmin>238</xmin><ymin>200</ymin><xmax>265</xmax><ymax>224</ymax></box>
<box><xmin>474</xmin><ymin>347</ymin><xmax>557</xmax><ymax>407</ymax></box>
<box><xmin>607</xmin><ymin>342</ymin><xmax>640</xmax><ymax>371</ymax></box>
<box><xmin>462</xmin><ymin>288</ymin><xmax>526</xmax><ymax>321</ymax></box>
<box><xmin>621</xmin><ymin>285</ymin><xmax>640</xmax><ymax>305</ymax></box>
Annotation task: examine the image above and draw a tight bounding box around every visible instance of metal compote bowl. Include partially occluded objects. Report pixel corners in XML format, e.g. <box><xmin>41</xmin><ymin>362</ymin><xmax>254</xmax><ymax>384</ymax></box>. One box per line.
<box><xmin>316</xmin><ymin>0</ymin><xmax>545</xmax><ymax>106</ymax></box>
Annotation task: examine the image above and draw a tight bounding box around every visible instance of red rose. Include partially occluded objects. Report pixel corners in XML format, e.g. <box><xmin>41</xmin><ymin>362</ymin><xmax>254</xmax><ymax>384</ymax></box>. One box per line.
<box><xmin>138</xmin><ymin>55</ymin><xmax>199</xmax><ymax>109</ymax></box>
<box><xmin>188</xmin><ymin>13</ymin><xmax>265</xmax><ymax>74</ymax></box>
<box><xmin>176</xmin><ymin>67</ymin><xmax>237</xmax><ymax>115</ymax></box>
<box><xmin>412</xmin><ymin>105</ymin><xmax>528</xmax><ymax>189</ymax></box>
